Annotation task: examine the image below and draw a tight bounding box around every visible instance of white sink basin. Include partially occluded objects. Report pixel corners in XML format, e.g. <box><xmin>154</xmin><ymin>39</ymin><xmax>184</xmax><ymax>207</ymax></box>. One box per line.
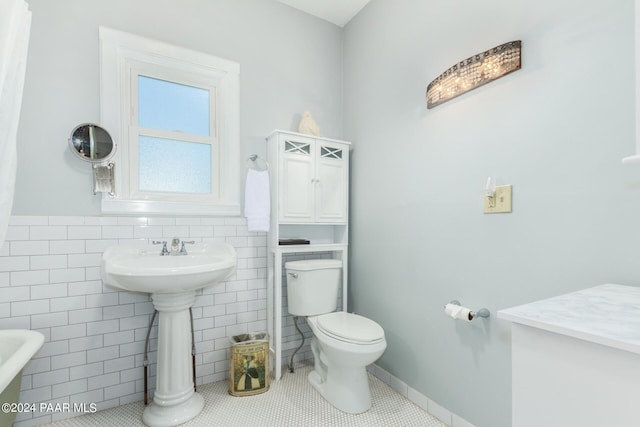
<box><xmin>101</xmin><ymin>242</ymin><xmax>237</xmax><ymax>294</ymax></box>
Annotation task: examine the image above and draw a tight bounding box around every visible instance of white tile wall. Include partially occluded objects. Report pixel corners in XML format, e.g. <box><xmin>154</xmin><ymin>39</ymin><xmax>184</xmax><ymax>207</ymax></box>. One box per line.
<box><xmin>1</xmin><ymin>215</ymin><xmax>268</xmax><ymax>426</ymax></box>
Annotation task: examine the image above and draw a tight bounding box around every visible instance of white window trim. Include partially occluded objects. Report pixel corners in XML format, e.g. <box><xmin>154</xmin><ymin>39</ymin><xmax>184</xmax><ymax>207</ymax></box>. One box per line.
<box><xmin>99</xmin><ymin>27</ymin><xmax>240</xmax><ymax>216</ymax></box>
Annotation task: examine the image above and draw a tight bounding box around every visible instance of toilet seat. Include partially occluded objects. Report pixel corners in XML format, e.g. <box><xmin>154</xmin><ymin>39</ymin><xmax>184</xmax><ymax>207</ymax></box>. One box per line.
<box><xmin>315</xmin><ymin>312</ymin><xmax>385</xmax><ymax>344</ymax></box>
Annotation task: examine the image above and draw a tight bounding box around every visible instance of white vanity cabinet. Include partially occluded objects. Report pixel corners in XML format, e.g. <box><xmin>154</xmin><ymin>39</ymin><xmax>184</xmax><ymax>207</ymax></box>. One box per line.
<box><xmin>499</xmin><ymin>284</ymin><xmax>640</xmax><ymax>427</ymax></box>
<box><xmin>272</xmin><ymin>132</ymin><xmax>349</xmax><ymax>223</ymax></box>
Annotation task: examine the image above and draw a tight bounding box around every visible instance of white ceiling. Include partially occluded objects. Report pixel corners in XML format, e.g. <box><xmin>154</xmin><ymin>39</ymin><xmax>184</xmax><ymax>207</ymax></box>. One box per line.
<box><xmin>276</xmin><ymin>0</ymin><xmax>371</xmax><ymax>27</ymax></box>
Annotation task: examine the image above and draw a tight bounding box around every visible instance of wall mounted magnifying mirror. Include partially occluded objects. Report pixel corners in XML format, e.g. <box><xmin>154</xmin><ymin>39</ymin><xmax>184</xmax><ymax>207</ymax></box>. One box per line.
<box><xmin>68</xmin><ymin>123</ymin><xmax>116</xmax><ymax>196</ymax></box>
<box><xmin>69</xmin><ymin>123</ymin><xmax>115</xmax><ymax>162</ymax></box>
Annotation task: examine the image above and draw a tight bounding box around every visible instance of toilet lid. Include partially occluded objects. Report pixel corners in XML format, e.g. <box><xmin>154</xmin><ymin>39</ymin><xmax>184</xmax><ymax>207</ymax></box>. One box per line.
<box><xmin>317</xmin><ymin>312</ymin><xmax>385</xmax><ymax>344</ymax></box>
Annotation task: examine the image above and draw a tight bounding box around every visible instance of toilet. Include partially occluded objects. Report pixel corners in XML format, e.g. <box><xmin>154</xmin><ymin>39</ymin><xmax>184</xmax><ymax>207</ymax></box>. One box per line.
<box><xmin>285</xmin><ymin>259</ymin><xmax>387</xmax><ymax>414</ymax></box>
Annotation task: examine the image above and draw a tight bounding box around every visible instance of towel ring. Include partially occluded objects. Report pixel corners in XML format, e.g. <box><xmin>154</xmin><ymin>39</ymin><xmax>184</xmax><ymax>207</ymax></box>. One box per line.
<box><xmin>247</xmin><ymin>154</ymin><xmax>269</xmax><ymax>171</ymax></box>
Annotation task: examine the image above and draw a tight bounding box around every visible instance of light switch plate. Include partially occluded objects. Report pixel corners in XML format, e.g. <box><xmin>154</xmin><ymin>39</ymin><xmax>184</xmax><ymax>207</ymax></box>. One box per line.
<box><xmin>484</xmin><ymin>184</ymin><xmax>512</xmax><ymax>214</ymax></box>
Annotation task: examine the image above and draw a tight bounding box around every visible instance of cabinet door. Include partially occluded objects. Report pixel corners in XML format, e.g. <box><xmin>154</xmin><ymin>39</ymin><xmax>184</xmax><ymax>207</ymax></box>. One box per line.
<box><xmin>279</xmin><ymin>137</ymin><xmax>315</xmax><ymax>222</ymax></box>
<box><xmin>315</xmin><ymin>142</ymin><xmax>348</xmax><ymax>223</ymax></box>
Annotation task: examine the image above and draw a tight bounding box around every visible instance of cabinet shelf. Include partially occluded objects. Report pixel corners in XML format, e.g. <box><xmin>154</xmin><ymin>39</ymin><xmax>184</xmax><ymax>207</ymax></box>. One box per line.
<box><xmin>273</xmin><ymin>242</ymin><xmax>348</xmax><ymax>253</ymax></box>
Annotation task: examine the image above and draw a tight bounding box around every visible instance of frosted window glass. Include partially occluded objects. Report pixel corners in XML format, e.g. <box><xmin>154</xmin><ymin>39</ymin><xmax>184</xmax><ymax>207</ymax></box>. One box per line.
<box><xmin>139</xmin><ymin>136</ymin><xmax>211</xmax><ymax>194</ymax></box>
<box><xmin>138</xmin><ymin>76</ymin><xmax>210</xmax><ymax>136</ymax></box>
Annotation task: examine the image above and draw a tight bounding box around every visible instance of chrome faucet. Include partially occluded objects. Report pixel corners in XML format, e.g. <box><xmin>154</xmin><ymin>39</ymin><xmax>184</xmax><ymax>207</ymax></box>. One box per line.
<box><xmin>170</xmin><ymin>238</ymin><xmax>180</xmax><ymax>255</ymax></box>
<box><xmin>153</xmin><ymin>238</ymin><xmax>194</xmax><ymax>256</ymax></box>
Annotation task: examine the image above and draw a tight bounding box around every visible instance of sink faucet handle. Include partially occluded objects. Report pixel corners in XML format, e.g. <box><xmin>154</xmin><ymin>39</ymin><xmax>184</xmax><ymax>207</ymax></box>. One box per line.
<box><xmin>152</xmin><ymin>240</ymin><xmax>170</xmax><ymax>256</ymax></box>
<box><xmin>180</xmin><ymin>240</ymin><xmax>196</xmax><ymax>255</ymax></box>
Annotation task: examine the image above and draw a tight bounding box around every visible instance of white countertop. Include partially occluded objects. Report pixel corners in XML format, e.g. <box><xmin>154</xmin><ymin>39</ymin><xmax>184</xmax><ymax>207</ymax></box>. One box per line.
<box><xmin>498</xmin><ymin>283</ymin><xmax>640</xmax><ymax>355</ymax></box>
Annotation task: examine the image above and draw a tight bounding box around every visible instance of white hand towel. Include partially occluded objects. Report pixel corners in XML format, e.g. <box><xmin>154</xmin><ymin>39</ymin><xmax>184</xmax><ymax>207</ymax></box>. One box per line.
<box><xmin>244</xmin><ymin>169</ymin><xmax>270</xmax><ymax>232</ymax></box>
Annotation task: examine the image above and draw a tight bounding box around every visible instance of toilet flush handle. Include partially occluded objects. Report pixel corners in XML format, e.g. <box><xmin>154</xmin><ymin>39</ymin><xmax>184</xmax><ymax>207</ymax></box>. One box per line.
<box><xmin>287</xmin><ymin>272</ymin><xmax>298</xmax><ymax>279</ymax></box>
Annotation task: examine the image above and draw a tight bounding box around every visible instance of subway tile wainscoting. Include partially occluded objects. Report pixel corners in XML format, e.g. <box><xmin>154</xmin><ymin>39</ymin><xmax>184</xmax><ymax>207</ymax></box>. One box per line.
<box><xmin>0</xmin><ymin>215</ymin><xmax>475</xmax><ymax>427</ymax></box>
<box><xmin>0</xmin><ymin>215</ymin><xmax>268</xmax><ymax>426</ymax></box>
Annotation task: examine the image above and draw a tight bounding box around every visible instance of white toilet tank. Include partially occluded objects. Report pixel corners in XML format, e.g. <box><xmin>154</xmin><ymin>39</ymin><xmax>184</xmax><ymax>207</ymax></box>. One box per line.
<box><xmin>285</xmin><ymin>259</ymin><xmax>342</xmax><ymax>316</ymax></box>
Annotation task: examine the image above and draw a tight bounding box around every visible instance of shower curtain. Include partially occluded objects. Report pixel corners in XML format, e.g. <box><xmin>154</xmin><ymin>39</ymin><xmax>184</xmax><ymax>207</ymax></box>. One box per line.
<box><xmin>0</xmin><ymin>0</ymin><xmax>31</xmax><ymax>247</ymax></box>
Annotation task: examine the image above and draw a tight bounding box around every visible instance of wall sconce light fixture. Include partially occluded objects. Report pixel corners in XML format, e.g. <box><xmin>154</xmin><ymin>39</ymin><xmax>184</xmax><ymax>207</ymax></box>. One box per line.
<box><xmin>426</xmin><ymin>40</ymin><xmax>522</xmax><ymax>109</ymax></box>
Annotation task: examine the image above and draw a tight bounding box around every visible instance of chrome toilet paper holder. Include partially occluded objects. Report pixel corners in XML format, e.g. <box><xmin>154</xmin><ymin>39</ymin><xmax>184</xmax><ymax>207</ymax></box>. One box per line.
<box><xmin>446</xmin><ymin>300</ymin><xmax>490</xmax><ymax>320</ymax></box>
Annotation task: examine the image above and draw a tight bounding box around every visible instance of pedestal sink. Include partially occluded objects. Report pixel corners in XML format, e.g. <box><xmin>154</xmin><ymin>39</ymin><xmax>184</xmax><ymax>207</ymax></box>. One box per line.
<box><xmin>101</xmin><ymin>242</ymin><xmax>236</xmax><ymax>427</ymax></box>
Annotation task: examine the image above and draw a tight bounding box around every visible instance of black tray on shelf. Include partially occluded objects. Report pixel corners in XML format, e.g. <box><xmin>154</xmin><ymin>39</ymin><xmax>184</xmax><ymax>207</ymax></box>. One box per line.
<box><xmin>279</xmin><ymin>238</ymin><xmax>310</xmax><ymax>245</ymax></box>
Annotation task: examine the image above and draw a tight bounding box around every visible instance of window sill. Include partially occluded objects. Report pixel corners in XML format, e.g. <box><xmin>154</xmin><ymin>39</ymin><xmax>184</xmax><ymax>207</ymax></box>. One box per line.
<box><xmin>101</xmin><ymin>198</ymin><xmax>241</xmax><ymax>217</ymax></box>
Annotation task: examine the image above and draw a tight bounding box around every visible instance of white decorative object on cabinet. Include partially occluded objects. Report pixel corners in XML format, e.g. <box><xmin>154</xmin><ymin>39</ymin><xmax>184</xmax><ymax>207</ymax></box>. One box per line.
<box><xmin>266</xmin><ymin>130</ymin><xmax>351</xmax><ymax>381</ymax></box>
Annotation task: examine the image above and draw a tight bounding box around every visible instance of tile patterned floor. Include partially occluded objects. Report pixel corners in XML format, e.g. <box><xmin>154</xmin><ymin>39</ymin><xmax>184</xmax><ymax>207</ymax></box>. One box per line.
<box><xmin>46</xmin><ymin>362</ymin><xmax>446</xmax><ymax>427</ymax></box>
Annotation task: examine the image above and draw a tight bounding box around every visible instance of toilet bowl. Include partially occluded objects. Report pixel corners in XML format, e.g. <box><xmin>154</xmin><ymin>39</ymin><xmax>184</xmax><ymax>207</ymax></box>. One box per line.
<box><xmin>285</xmin><ymin>259</ymin><xmax>387</xmax><ymax>414</ymax></box>
<box><xmin>307</xmin><ymin>312</ymin><xmax>386</xmax><ymax>413</ymax></box>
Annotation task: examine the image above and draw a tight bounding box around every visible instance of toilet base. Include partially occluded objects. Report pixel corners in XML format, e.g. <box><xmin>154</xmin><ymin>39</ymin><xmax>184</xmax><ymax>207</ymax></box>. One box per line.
<box><xmin>304</xmin><ymin>314</ymin><xmax>386</xmax><ymax>414</ymax></box>
<box><xmin>308</xmin><ymin>363</ymin><xmax>372</xmax><ymax>414</ymax></box>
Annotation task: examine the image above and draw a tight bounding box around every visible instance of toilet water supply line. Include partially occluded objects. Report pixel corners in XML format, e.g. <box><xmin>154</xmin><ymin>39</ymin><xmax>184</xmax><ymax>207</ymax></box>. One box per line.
<box><xmin>144</xmin><ymin>308</ymin><xmax>197</xmax><ymax>405</ymax></box>
<box><xmin>288</xmin><ymin>315</ymin><xmax>305</xmax><ymax>373</ymax></box>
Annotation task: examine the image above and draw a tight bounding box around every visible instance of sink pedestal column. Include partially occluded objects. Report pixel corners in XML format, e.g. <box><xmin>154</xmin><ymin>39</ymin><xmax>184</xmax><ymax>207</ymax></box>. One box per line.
<box><xmin>143</xmin><ymin>291</ymin><xmax>203</xmax><ymax>427</ymax></box>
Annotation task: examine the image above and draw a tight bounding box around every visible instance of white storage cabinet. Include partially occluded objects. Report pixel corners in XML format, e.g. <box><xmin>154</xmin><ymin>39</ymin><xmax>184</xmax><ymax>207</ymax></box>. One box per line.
<box><xmin>265</xmin><ymin>130</ymin><xmax>351</xmax><ymax>381</ymax></box>
<box><xmin>278</xmin><ymin>133</ymin><xmax>348</xmax><ymax>223</ymax></box>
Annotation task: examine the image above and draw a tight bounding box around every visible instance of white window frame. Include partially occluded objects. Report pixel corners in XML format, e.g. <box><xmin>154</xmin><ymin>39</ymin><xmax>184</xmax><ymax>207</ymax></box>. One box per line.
<box><xmin>99</xmin><ymin>27</ymin><xmax>240</xmax><ymax>216</ymax></box>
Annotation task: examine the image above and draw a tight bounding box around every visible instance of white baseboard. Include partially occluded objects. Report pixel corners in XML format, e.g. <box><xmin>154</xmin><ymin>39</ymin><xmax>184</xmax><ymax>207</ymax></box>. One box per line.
<box><xmin>367</xmin><ymin>364</ymin><xmax>476</xmax><ymax>427</ymax></box>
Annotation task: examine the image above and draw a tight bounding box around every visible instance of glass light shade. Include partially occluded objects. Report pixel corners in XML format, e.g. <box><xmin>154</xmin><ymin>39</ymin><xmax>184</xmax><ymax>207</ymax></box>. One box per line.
<box><xmin>426</xmin><ymin>41</ymin><xmax>522</xmax><ymax>109</ymax></box>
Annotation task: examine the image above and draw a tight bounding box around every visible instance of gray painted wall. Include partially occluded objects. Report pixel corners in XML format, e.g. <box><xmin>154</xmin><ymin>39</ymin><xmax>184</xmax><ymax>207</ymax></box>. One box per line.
<box><xmin>15</xmin><ymin>0</ymin><xmax>343</xmax><ymax>215</ymax></box>
<box><xmin>344</xmin><ymin>0</ymin><xmax>640</xmax><ymax>426</ymax></box>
